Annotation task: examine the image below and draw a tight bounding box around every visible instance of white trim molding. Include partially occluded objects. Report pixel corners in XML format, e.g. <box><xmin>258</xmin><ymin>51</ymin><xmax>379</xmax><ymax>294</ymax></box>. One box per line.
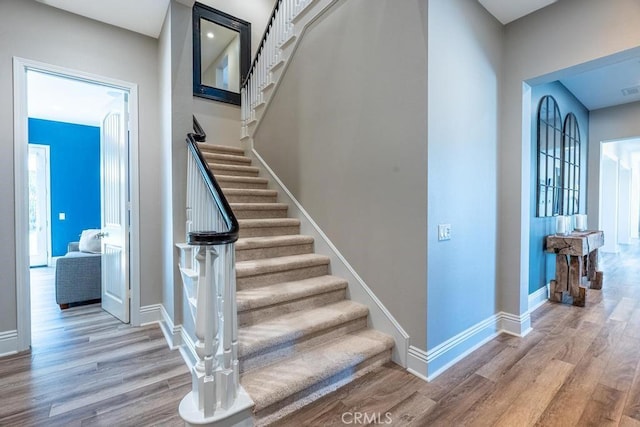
<box><xmin>528</xmin><ymin>284</ymin><xmax>550</xmax><ymax>313</ymax></box>
<box><xmin>0</xmin><ymin>330</ymin><xmax>18</xmax><ymax>357</ymax></box>
<box><xmin>139</xmin><ymin>304</ymin><xmax>163</xmax><ymax>325</ymax></box>
<box><xmin>407</xmin><ymin>311</ymin><xmax>533</xmax><ymax>381</ymax></box>
<box><xmin>13</xmin><ymin>57</ymin><xmax>143</xmax><ymax>352</ymax></box>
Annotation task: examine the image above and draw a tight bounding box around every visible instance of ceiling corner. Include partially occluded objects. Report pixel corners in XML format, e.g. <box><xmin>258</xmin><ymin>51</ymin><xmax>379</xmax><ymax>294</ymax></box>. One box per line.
<box><xmin>478</xmin><ymin>0</ymin><xmax>558</xmax><ymax>25</ymax></box>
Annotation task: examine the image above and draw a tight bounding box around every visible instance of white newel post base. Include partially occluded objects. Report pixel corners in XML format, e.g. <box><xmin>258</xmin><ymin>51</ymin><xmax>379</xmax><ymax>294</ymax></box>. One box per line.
<box><xmin>179</xmin><ymin>387</ymin><xmax>254</xmax><ymax>427</ymax></box>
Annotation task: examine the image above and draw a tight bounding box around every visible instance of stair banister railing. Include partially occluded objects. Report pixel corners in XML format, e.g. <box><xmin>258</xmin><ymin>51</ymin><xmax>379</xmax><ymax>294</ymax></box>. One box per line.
<box><xmin>180</xmin><ymin>116</ymin><xmax>241</xmax><ymax>423</ymax></box>
<box><xmin>241</xmin><ymin>0</ymin><xmax>317</xmax><ymax>140</ymax></box>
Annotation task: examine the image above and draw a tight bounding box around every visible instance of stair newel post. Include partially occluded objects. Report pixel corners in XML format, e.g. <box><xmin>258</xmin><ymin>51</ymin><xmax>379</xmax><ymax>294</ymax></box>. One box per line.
<box><xmin>216</xmin><ymin>243</ymin><xmax>238</xmax><ymax>409</ymax></box>
<box><xmin>193</xmin><ymin>245</ymin><xmax>219</xmax><ymax>417</ymax></box>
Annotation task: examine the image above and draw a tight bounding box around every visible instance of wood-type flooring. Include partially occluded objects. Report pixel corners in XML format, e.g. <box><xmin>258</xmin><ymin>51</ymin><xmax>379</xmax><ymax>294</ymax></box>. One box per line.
<box><xmin>280</xmin><ymin>240</ymin><xmax>640</xmax><ymax>426</ymax></box>
<box><xmin>3</xmin><ymin>240</ymin><xmax>640</xmax><ymax>426</ymax></box>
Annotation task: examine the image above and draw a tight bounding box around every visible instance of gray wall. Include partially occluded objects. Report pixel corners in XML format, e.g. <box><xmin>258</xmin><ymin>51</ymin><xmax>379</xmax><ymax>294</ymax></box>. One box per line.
<box><xmin>253</xmin><ymin>0</ymin><xmax>428</xmax><ymax>349</ymax></box>
<box><xmin>427</xmin><ymin>0</ymin><xmax>502</xmax><ymax>359</ymax></box>
<box><xmin>0</xmin><ymin>0</ymin><xmax>161</xmax><ymax>335</ymax></box>
<box><xmin>194</xmin><ymin>0</ymin><xmax>277</xmax><ymax>147</ymax></box>
<box><xmin>159</xmin><ymin>1</ymin><xmax>193</xmax><ymax>325</ymax></box>
<box><xmin>500</xmin><ymin>0</ymin><xmax>640</xmax><ymax>317</ymax></box>
<box><xmin>529</xmin><ymin>82</ymin><xmax>589</xmax><ymax>294</ymax></box>
<box><xmin>588</xmin><ymin>101</ymin><xmax>640</xmax><ymax>228</ymax></box>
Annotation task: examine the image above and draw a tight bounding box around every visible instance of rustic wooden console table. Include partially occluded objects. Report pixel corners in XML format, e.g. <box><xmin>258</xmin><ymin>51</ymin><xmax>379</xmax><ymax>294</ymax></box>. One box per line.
<box><xmin>545</xmin><ymin>230</ymin><xmax>604</xmax><ymax>307</ymax></box>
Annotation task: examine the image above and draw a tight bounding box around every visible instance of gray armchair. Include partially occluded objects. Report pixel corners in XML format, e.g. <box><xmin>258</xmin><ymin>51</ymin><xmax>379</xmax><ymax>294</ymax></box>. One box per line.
<box><xmin>55</xmin><ymin>242</ymin><xmax>102</xmax><ymax>309</ymax></box>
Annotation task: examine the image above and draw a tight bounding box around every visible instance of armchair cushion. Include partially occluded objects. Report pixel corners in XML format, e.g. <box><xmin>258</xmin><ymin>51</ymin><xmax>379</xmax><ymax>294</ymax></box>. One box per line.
<box><xmin>79</xmin><ymin>229</ymin><xmax>102</xmax><ymax>253</ymax></box>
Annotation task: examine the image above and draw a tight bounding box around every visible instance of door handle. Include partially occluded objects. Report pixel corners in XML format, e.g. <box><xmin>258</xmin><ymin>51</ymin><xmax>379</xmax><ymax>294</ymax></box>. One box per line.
<box><xmin>96</xmin><ymin>231</ymin><xmax>109</xmax><ymax>239</ymax></box>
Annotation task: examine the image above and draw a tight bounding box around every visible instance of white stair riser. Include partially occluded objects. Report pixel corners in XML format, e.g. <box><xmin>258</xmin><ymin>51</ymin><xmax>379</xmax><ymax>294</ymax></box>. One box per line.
<box><xmin>237</xmin><ymin>265</ymin><xmax>329</xmax><ymax>290</ymax></box>
<box><xmin>238</xmin><ymin>289</ymin><xmax>347</xmax><ymax>327</ymax></box>
<box><xmin>240</xmin><ymin>318</ymin><xmax>367</xmax><ymax>374</ymax></box>
<box><xmin>236</xmin><ymin>242</ymin><xmax>314</xmax><ymax>262</ymax></box>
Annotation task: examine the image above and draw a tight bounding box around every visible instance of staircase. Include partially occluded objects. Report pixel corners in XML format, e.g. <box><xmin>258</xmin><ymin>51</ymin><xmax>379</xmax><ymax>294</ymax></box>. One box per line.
<box><xmin>201</xmin><ymin>143</ymin><xmax>394</xmax><ymax>425</ymax></box>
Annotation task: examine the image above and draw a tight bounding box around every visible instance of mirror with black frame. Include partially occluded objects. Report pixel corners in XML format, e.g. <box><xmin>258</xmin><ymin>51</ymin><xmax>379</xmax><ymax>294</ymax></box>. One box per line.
<box><xmin>193</xmin><ymin>3</ymin><xmax>250</xmax><ymax>105</ymax></box>
<box><xmin>536</xmin><ymin>95</ymin><xmax>563</xmax><ymax>217</ymax></box>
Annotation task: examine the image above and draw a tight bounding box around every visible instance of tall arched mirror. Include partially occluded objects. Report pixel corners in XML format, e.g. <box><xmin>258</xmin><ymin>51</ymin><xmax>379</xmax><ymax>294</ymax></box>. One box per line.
<box><xmin>562</xmin><ymin>113</ymin><xmax>581</xmax><ymax>215</ymax></box>
<box><xmin>537</xmin><ymin>95</ymin><xmax>563</xmax><ymax>217</ymax></box>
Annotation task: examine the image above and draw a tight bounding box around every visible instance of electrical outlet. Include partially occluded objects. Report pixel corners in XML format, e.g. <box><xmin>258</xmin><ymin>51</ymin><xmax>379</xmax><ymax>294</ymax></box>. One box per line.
<box><xmin>438</xmin><ymin>224</ymin><xmax>451</xmax><ymax>241</ymax></box>
<box><xmin>59</xmin><ymin>212</ymin><xmax>66</xmax><ymax>221</ymax></box>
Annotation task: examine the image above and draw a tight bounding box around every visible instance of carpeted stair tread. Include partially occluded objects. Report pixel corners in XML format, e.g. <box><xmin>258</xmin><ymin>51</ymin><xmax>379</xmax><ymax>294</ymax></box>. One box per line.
<box><xmin>238</xmin><ymin>218</ymin><xmax>300</xmax><ymax>229</ymax></box>
<box><xmin>236</xmin><ymin>253</ymin><xmax>329</xmax><ymax>278</ymax></box>
<box><xmin>236</xmin><ymin>275</ymin><xmax>347</xmax><ymax>312</ymax></box>
<box><xmin>231</xmin><ymin>203</ymin><xmax>289</xmax><ymax>219</ymax></box>
<box><xmin>241</xmin><ymin>329</ymin><xmax>394</xmax><ymax>412</ymax></box>
<box><xmin>197</xmin><ymin>143</ymin><xmax>245</xmax><ymax>156</ymax></box>
<box><xmin>202</xmin><ymin>152</ymin><xmax>252</xmax><ymax>165</ymax></box>
<box><xmin>217</xmin><ymin>175</ymin><xmax>269</xmax><ymax>189</ymax></box>
<box><xmin>236</xmin><ymin>235</ymin><xmax>313</xmax><ymax>250</ymax></box>
<box><xmin>210</xmin><ymin>163</ymin><xmax>260</xmax><ymax>176</ymax></box>
<box><xmin>238</xmin><ymin>300</ymin><xmax>369</xmax><ymax>358</ymax></box>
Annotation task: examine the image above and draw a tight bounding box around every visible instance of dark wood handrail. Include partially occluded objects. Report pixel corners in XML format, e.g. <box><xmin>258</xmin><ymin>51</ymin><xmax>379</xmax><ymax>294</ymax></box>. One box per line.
<box><xmin>186</xmin><ymin>116</ymin><xmax>239</xmax><ymax>245</ymax></box>
<box><xmin>241</xmin><ymin>0</ymin><xmax>283</xmax><ymax>89</ymax></box>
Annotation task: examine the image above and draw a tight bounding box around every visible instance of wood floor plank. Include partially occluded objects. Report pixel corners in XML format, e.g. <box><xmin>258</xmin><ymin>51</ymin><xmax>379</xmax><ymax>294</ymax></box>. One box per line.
<box><xmin>577</xmin><ymin>383</ymin><xmax>626</xmax><ymax>426</ymax></box>
<box><xmin>553</xmin><ymin>320</ymin><xmax>602</xmax><ymax>364</ymax></box>
<box><xmin>599</xmin><ymin>334</ymin><xmax>640</xmax><ymax>392</ymax></box>
<box><xmin>620</xmin><ymin>415</ymin><xmax>640</xmax><ymax>427</ymax></box>
<box><xmin>493</xmin><ymin>358</ymin><xmax>574</xmax><ymax>426</ymax></box>
<box><xmin>535</xmin><ymin>353</ymin><xmax>607</xmax><ymax>426</ymax></box>
<box><xmin>411</xmin><ymin>374</ymin><xmax>496</xmax><ymax>426</ymax></box>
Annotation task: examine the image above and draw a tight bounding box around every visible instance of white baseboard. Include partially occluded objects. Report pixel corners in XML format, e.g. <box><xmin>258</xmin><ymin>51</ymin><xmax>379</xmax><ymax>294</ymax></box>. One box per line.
<box><xmin>0</xmin><ymin>330</ymin><xmax>18</xmax><ymax>357</ymax></box>
<box><xmin>528</xmin><ymin>284</ymin><xmax>550</xmax><ymax>313</ymax></box>
<box><xmin>153</xmin><ymin>304</ymin><xmax>197</xmax><ymax>369</ymax></box>
<box><xmin>250</xmin><ymin>148</ymin><xmax>410</xmax><ymax>367</ymax></box>
<box><xmin>407</xmin><ymin>311</ymin><xmax>532</xmax><ymax>382</ymax></box>
<box><xmin>139</xmin><ymin>304</ymin><xmax>163</xmax><ymax>325</ymax></box>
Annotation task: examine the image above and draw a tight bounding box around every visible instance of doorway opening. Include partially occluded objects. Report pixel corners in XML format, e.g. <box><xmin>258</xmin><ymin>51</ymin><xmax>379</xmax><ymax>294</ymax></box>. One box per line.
<box><xmin>14</xmin><ymin>58</ymin><xmax>142</xmax><ymax>351</ymax></box>
<box><xmin>599</xmin><ymin>138</ymin><xmax>640</xmax><ymax>254</ymax></box>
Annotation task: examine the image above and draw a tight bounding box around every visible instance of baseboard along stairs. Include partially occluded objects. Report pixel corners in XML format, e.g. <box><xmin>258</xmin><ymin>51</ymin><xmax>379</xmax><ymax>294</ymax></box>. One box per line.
<box><xmin>201</xmin><ymin>143</ymin><xmax>394</xmax><ymax>425</ymax></box>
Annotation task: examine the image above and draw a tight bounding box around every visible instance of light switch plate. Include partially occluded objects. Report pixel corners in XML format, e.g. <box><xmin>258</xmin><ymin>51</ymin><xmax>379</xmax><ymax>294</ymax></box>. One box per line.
<box><xmin>59</xmin><ymin>212</ymin><xmax>66</xmax><ymax>220</ymax></box>
<box><xmin>438</xmin><ymin>224</ymin><xmax>451</xmax><ymax>241</ymax></box>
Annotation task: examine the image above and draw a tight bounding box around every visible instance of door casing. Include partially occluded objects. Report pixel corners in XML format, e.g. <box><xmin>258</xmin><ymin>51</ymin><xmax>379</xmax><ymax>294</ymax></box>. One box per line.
<box><xmin>13</xmin><ymin>57</ymin><xmax>142</xmax><ymax>351</ymax></box>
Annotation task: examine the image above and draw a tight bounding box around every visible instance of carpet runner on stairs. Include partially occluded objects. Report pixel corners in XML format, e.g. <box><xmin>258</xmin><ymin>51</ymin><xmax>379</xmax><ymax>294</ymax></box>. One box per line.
<box><xmin>200</xmin><ymin>143</ymin><xmax>394</xmax><ymax>426</ymax></box>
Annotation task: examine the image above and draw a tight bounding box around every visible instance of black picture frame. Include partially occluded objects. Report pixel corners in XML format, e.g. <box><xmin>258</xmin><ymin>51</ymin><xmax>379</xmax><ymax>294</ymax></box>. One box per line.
<box><xmin>193</xmin><ymin>3</ymin><xmax>251</xmax><ymax>105</ymax></box>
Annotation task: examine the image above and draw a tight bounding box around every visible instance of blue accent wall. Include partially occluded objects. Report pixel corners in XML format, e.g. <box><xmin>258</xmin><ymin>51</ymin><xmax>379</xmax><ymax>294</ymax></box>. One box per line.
<box><xmin>28</xmin><ymin>118</ymin><xmax>100</xmax><ymax>257</ymax></box>
<box><xmin>529</xmin><ymin>82</ymin><xmax>589</xmax><ymax>294</ymax></box>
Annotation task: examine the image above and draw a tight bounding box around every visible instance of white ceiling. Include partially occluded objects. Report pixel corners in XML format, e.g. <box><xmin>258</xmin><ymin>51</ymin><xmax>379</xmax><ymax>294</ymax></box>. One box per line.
<box><xmin>478</xmin><ymin>0</ymin><xmax>557</xmax><ymax>25</ymax></box>
<box><xmin>27</xmin><ymin>70</ymin><xmax>124</xmax><ymax>127</ymax></box>
<box><xmin>36</xmin><ymin>0</ymin><xmax>171</xmax><ymax>38</ymax></box>
<box><xmin>560</xmin><ymin>57</ymin><xmax>640</xmax><ymax>110</ymax></box>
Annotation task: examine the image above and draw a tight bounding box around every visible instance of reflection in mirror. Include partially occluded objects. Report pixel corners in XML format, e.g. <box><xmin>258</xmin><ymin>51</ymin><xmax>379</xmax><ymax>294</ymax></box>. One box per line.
<box><xmin>536</xmin><ymin>95</ymin><xmax>562</xmax><ymax>217</ymax></box>
<box><xmin>200</xmin><ymin>19</ymin><xmax>240</xmax><ymax>92</ymax></box>
<box><xmin>193</xmin><ymin>3</ymin><xmax>250</xmax><ymax>105</ymax></box>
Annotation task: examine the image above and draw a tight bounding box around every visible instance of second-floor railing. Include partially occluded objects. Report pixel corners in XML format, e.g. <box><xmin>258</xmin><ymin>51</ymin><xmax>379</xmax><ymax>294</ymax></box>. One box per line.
<box><xmin>241</xmin><ymin>0</ymin><xmax>321</xmax><ymax>139</ymax></box>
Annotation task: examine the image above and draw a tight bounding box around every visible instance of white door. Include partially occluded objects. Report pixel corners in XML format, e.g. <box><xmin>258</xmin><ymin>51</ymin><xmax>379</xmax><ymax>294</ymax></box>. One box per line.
<box><xmin>100</xmin><ymin>92</ymin><xmax>130</xmax><ymax>323</ymax></box>
<box><xmin>28</xmin><ymin>144</ymin><xmax>50</xmax><ymax>267</ymax></box>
